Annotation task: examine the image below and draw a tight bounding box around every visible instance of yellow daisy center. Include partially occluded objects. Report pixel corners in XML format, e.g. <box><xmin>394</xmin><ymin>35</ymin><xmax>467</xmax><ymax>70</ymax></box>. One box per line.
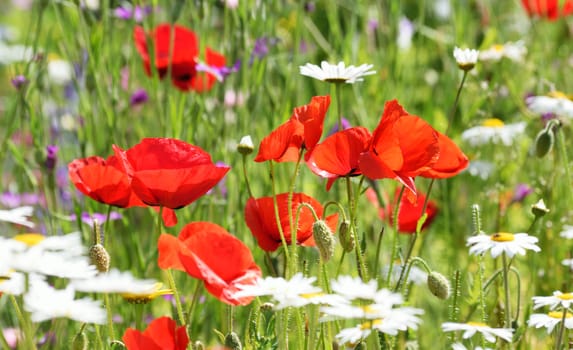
<box><xmin>466</xmin><ymin>321</ymin><xmax>487</xmax><ymax>327</ymax></box>
<box><xmin>490</xmin><ymin>232</ymin><xmax>515</xmax><ymax>242</ymax></box>
<box><xmin>482</xmin><ymin>118</ymin><xmax>505</xmax><ymax>128</ymax></box>
<box><xmin>493</xmin><ymin>44</ymin><xmax>504</xmax><ymax>52</ymax></box>
<box><xmin>12</xmin><ymin>233</ymin><xmax>45</xmax><ymax>246</ymax></box>
<box><xmin>300</xmin><ymin>292</ymin><xmax>324</xmax><ymax>299</ymax></box>
<box><xmin>359</xmin><ymin>319</ymin><xmax>382</xmax><ymax>330</ymax></box>
<box><xmin>547</xmin><ymin>91</ymin><xmax>569</xmax><ymax>99</ymax></box>
<box><xmin>549</xmin><ymin>311</ymin><xmax>573</xmax><ymax>319</ymax></box>
<box><xmin>120</xmin><ymin>283</ymin><xmax>173</xmax><ymax>305</ymax></box>
<box><xmin>557</xmin><ymin>293</ymin><xmax>573</xmax><ymax>300</ymax></box>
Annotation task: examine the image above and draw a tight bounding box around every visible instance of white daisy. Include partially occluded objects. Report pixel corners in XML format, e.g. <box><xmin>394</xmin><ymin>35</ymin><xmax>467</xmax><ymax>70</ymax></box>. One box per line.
<box><xmin>47</xmin><ymin>59</ymin><xmax>74</xmax><ymax>85</ymax></box>
<box><xmin>0</xmin><ymin>206</ymin><xmax>35</xmax><ymax>228</ymax></box>
<box><xmin>441</xmin><ymin>322</ymin><xmax>513</xmax><ymax>343</ymax></box>
<box><xmin>397</xmin><ymin>17</ymin><xmax>415</xmax><ymax>51</ymax></box>
<box><xmin>479</xmin><ymin>41</ymin><xmax>527</xmax><ymax>62</ymax></box>
<box><xmin>299</xmin><ymin>61</ymin><xmax>376</xmax><ymax>84</ymax></box>
<box><xmin>562</xmin><ymin>259</ymin><xmax>573</xmax><ymax>269</ymax></box>
<box><xmin>526</xmin><ymin>93</ymin><xmax>573</xmax><ymax>118</ymax></box>
<box><xmin>233</xmin><ymin>273</ymin><xmax>337</xmax><ymax>309</ymax></box>
<box><xmin>237</xmin><ymin>135</ymin><xmax>254</xmax><ymax>155</ymax></box>
<box><xmin>382</xmin><ymin>263</ymin><xmax>428</xmax><ymax>286</ymax></box>
<box><xmin>461</xmin><ymin>119</ymin><xmax>526</xmax><ymax>146</ymax></box>
<box><xmin>452</xmin><ymin>343</ymin><xmax>493</xmax><ymax>350</ymax></box>
<box><xmin>330</xmin><ymin>275</ymin><xmax>400</xmax><ymax>303</ymax></box>
<box><xmin>528</xmin><ymin>311</ymin><xmax>573</xmax><ymax>334</ymax></box>
<box><xmin>560</xmin><ymin>225</ymin><xmax>573</xmax><ymax>239</ymax></box>
<box><xmin>465</xmin><ymin>160</ymin><xmax>495</xmax><ymax>180</ymax></box>
<box><xmin>334</xmin><ymin>307</ymin><xmax>423</xmax><ymax>346</ymax></box>
<box><xmin>532</xmin><ymin>291</ymin><xmax>573</xmax><ymax>310</ymax></box>
<box><xmin>453</xmin><ymin>47</ymin><xmax>479</xmax><ymax>70</ymax></box>
<box><xmin>467</xmin><ymin>232</ymin><xmax>540</xmax><ymax>258</ymax></box>
<box><xmin>23</xmin><ymin>279</ymin><xmax>106</xmax><ymax>324</ymax></box>
<box><xmin>69</xmin><ymin>269</ymin><xmax>159</xmax><ymax>294</ymax></box>
<box><xmin>0</xmin><ymin>272</ymin><xmax>45</xmax><ymax>296</ymax></box>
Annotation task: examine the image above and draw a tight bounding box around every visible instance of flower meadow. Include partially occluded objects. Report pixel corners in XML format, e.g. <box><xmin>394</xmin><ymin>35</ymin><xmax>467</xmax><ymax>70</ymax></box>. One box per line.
<box><xmin>3</xmin><ymin>0</ymin><xmax>573</xmax><ymax>349</ymax></box>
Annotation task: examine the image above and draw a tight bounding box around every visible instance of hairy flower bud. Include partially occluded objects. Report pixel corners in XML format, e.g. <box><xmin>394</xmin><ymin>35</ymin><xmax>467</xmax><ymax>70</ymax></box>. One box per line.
<box><xmin>89</xmin><ymin>243</ymin><xmax>110</xmax><ymax>273</ymax></box>
<box><xmin>224</xmin><ymin>332</ymin><xmax>242</xmax><ymax>350</ymax></box>
<box><xmin>338</xmin><ymin>220</ymin><xmax>354</xmax><ymax>252</ymax></box>
<box><xmin>72</xmin><ymin>330</ymin><xmax>88</xmax><ymax>350</ymax></box>
<box><xmin>427</xmin><ymin>271</ymin><xmax>451</xmax><ymax>300</ymax></box>
<box><xmin>313</xmin><ymin>220</ymin><xmax>335</xmax><ymax>262</ymax></box>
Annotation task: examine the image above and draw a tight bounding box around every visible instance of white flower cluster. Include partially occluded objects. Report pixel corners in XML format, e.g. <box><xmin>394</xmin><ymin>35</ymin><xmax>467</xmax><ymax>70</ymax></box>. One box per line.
<box><xmin>528</xmin><ymin>291</ymin><xmax>573</xmax><ymax>333</ymax></box>
<box><xmin>234</xmin><ymin>274</ymin><xmax>423</xmax><ymax>347</ymax></box>
<box><xmin>0</xmin><ymin>232</ymin><xmax>162</xmax><ymax>324</ymax></box>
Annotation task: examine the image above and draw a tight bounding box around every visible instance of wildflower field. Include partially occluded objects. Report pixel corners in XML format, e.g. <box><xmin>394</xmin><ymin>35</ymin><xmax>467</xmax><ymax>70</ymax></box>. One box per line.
<box><xmin>3</xmin><ymin>0</ymin><xmax>573</xmax><ymax>349</ymax></box>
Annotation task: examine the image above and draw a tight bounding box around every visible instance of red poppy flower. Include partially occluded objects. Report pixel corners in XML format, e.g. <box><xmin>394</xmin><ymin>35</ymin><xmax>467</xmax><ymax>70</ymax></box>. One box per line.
<box><xmin>244</xmin><ymin>192</ymin><xmax>338</xmax><ymax>252</ymax></box>
<box><xmin>68</xmin><ymin>155</ymin><xmax>144</xmax><ymax>208</ymax></box>
<box><xmin>420</xmin><ymin>131</ymin><xmax>469</xmax><ymax>179</ymax></box>
<box><xmin>306</xmin><ymin>127</ymin><xmax>371</xmax><ymax>190</ymax></box>
<box><xmin>122</xmin><ymin>316</ymin><xmax>189</xmax><ymax>350</ymax></box>
<box><xmin>366</xmin><ymin>188</ymin><xmax>437</xmax><ymax>234</ymax></box>
<box><xmin>521</xmin><ymin>0</ymin><xmax>573</xmax><ymax>20</ymax></box>
<box><xmin>254</xmin><ymin>96</ymin><xmax>330</xmax><ymax>163</ymax></box>
<box><xmin>157</xmin><ymin>222</ymin><xmax>261</xmax><ymax>305</ymax></box>
<box><xmin>114</xmin><ymin>138</ymin><xmax>230</xmax><ymax>209</ymax></box>
<box><xmin>359</xmin><ymin>100</ymin><xmax>439</xmax><ymax>193</ymax></box>
<box><xmin>133</xmin><ymin>24</ymin><xmax>226</xmax><ymax>92</ymax></box>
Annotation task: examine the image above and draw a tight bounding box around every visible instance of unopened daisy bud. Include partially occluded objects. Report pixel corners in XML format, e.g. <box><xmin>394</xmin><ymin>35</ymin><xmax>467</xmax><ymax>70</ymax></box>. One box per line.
<box><xmin>427</xmin><ymin>271</ymin><xmax>451</xmax><ymax>300</ymax></box>
<box><xmin>531</xmin><ymin>199</ymin><xmax>550</xmax><ymax>217</ymax></box>
<box><xmin>89</xmin><ymin>244</ymin><xmax>110</xmax><ymax>273</ymax></box>
<box><xmin>71</xmin><ymin>330</ymin><xmax>88</xmax><ymax>350</ymax></box>
<box><xmin>224</xmin><ymin>332</ymin><xmax>242</xmax><ymax>350</ymax></box>
<box><xmin>453</xmin><ymin>47</ymin><xmax>479</xmax><ymax>71</ymax></box>
<box><xmin>193</xmin><ymin>341</ymin><xmax>205</xmax><ymax>350</ymax></box>
<box><xmin>534</xmin><ymin>127</ymin><xmax>554</xmax><ymax>158</ymax></box>
<box><xmin>338</xmin><ymin>220</ymin><xmax>354</xmax><ymax>252</ymax></box>
<box><xmin>313</xmin><ymin>220</ymin><xmax>335</xmax><ymax>262</ymax></box>
<box><xmin>237</xmin><ymin>135</ymin><xmax>254</xmax><ymax>155</ymax></box>
<box><xmin>260</xmin><ymin>302</ymin><xmax>275</xmax><ymax>311</ymax></box>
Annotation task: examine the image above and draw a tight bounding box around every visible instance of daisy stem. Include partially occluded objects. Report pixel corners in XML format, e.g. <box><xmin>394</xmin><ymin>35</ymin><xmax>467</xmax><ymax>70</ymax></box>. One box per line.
<box><xmin>135</xmin><ymin>305</ymin><xmax>143</xmax><ymax>331</ymax></box>
<box><xmin>104</xmin><ymin>293</ymin><xmax>116</xmax><ymax>340</ymax></box>
<box><xmin>335</xmin><ymin>82</ymin><xmax>343</xmax><ymax>131</ymax></box>
<box><xmin>346</xmin><ymin>176</ymin><xmax>368</xmax><ymax>280</ymax></box>
<box><xmin>556</xmin><ymin>126</ymin><xmax>573</xmax><ymax>206</ymax></box>
<box><xmin>555</xmin><ymin>307</ymin><xmax>568</xmax><ymax>350</ymax></box>
<box><xmin>10</xmin><ymin>295</ymin><xmax>36</xmax><ymax>350</ymax></box>
<box><xmin>241</xmin><ymin>154</ymin><xmax>254</xmax><ymax>198</ymax></box>
<box><xmin>269</xmin><ymin>161</ymin><xmax>290</xmax><ymax>271</ymax></box>
<box><xmin>501</xmin><ymin>253</ymin><xmax>512</xmax><ymax>331</ymax></box>
<box><xmin>386</xmin><ymin>186</ymin><xmax>405</xmax><ymax>288</ymax></box>
<box><xmin>445</xmin><ymin>70</ymin><xmax>468</xmax><ymax>136</ymax></box>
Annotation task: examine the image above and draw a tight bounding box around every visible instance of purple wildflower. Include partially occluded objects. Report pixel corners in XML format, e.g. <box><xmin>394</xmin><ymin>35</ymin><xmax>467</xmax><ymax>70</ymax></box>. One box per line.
<box><xmin>249</xmin><ymin>37</ymin><xmax>278</xmax><ymax>64</ymax></box>
<box><xmin>327</xmin><ymin>118</ymin><xmax>351</xmax><ymax>136</ymax></box>
<box><xmin>130</xmin><ymin>88</ymin><xmax>149</xmax><ymax>106</ymax></box>
<box><xmin>70</xmin><ymin>211</ymin><xmax>123</xmax><ymax>226</ymax></box>
<box><xmin>11</xmin><ymin>75</ymin><xmax>28</xmax><ymax>90</ymax></box>
<box><xmin>0</xmin><ymin>192</ymin><xmax>44</xmax><ymax>208</ymax></box>
<box><xmin>114</xmin><ymin>5</ymin><xmax>152</xmax><ymax>22</ymax></box>
<box><xmin>45</xmin><ymin>145</ymin><xmax>58</xmax><ymax>171</ymax></box>
<box><xmin>304</xmin><ymin>2</ymin><xmax>315</xmax><ymax>12</ymax></box>
<box><xmin>512</xmin><ymin>184</ymin><xmax>533</xmax><ymax>203</ymax></box>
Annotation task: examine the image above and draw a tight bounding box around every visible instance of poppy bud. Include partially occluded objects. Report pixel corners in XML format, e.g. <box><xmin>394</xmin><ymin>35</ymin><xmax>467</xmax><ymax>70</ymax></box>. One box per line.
<box><xmin>224</xmin><ymin>332</ymin><xmax>242</xmax><ymax>350</ymax></box>
<box><xmin>72</xmin><ymin>330</ymin><xmax>88</xmax><ymax>350</ymax></box>
<box><xmin>109</xmin><ymin>341</ymin><xmax>126</xmax><ymax>349</ymax></box>
<box><xmin>427</xmin><ymin>271</ymin><xmax>451</xmax><ymax>300</ymax></box>
<box><xmin>313</xmin><ymin>220</ymin><xmax>335</xmax><ymax>262</ymax></box>
<box><xmin>338</xmin><ymin>220</ymin><xmax>354</xmax><ymax>252</ymax></box>
<box><xmin>89</xmin><ymin>244</ymin><xmax>110</xmax><ymax>273</ymax></box>
<box><xmin>237</xmin><ymin>135</ymin><xmax>254</xmax><ymax>155</ymax></box>
<box><xmin>260</xmin><ymin>302</ymin><xmax>275</xmax><ymax>311</ymax></box>
<box><xmin>534</xmin><ymin>126</ymin><xmax>554</xmax><ymax>158</ymax></box>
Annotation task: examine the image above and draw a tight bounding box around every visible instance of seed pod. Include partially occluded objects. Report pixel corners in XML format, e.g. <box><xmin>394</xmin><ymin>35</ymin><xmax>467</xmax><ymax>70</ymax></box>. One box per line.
<box><xmin>89</xmin><ymin>244</ymin><xmax>110</xmax><ymax>273</ymax></box>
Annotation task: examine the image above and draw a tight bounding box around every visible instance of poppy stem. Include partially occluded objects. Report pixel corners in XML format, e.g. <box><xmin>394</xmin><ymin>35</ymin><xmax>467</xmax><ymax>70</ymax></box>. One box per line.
<box><xmin>386</xmin><ymin>186</ymin><xmax>405</xmax><ymax>288</ymax></box>
<box><xmin>269</xmin><ymin>162</ymin><xmax>290</xmax><ymax>271</ymax></box>
<box><xmin>287</xmin><ymin>149</ymin><xmax>305</xmax><ymax>276</ymax></box>
<box><xmin>346</xmin><ymin>176</ymin><xmax>368</xmax><ymax>280</ymax></box>
<box><xmin>166</xmin><ymin>269</ymin><xmax>186</xmax><ymax>327</ymax></box>
<box><xmin>555</xmin><ymin>307</ymin><xmax>568</xmax><ymax>350</ymax></box>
